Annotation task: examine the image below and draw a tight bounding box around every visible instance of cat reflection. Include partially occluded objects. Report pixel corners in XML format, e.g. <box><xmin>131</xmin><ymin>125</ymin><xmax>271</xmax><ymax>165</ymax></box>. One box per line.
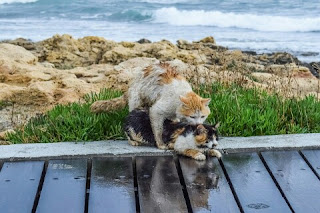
<box><xmin>180</xmin><ymin>158</ymin><xmax>221</xmax><ymax>211</ymax></box>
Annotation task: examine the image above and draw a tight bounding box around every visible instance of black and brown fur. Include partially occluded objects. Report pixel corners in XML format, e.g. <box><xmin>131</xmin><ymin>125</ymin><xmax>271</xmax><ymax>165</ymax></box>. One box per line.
<box><xmin>124</xmin><ymin>109</ymin><xmax>220</xmax><ymax>160</ymax></box>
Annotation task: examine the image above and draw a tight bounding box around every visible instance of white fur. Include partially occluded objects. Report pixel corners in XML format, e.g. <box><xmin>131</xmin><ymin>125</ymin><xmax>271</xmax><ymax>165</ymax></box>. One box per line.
<box><xmin>127</xmin><ymin>63</ymin><xmax>209</xmax><ymax>148</ymax></box>
<box><xmin>173</xmin><ymin>132</ymin><xmax>220</xmax><ymax>160</ymax></box>
<box><xmin>174</xmin><ymin>133</ymin><xmax>198</xmax><ymax>154</ymax></box>
<box><xmin>194</xmin><ymin>153</ymin><xmax>206</xmax><ymax>160</ymax></box>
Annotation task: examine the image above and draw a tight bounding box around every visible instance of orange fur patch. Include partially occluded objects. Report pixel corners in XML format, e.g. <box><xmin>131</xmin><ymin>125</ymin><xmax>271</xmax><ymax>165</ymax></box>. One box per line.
<box><xmin>195</xmin><ymin>125</ymin><xmax>208</xmax><ymax>144</ymax></box>
<box><xmin>169</xmin><ymin>127</ymin><xmax>185</xmax><ymax>144</ymax></box>
<box><xmin>143</xmin><ymin>65</ymin><xmax>153</xmax><ymax>77</ymax></box>
<box><xmin>184</xmin><ymin>149</ymin><xmax>202</xmax><ymax>158</ymax></box>
<box><xmin>159</xmin><ymin>63</ymin><xmax>185</xmax><ymax>84</ymax></box>
<box><xmin>195</xmin><ymin>133</ymin><xmax>207</xmax><ymax>144</ymax></box>
<box><xmin>180</xmin><ymin>92</ymin><xmax>210</xmax><ymax>116</ymax></box>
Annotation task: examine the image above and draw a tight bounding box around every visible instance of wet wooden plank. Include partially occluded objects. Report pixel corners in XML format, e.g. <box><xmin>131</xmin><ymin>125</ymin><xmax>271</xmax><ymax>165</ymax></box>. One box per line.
<box><xmin>136</xmin><ymin>156</ymin><xmax>188</xmax><ymax>213</ymax></box>
<box><xmin>262</xmin><ymin>151</ymin><xmax>320</xmax><ymax>212</ymax></box>
<box><xmin>0</xmin><ymin>161</ymin><xmax>44</xmax><ymax>213</ymax></box>
<box><xmin>301</xmin><ymin>149</ymin><xmax>320</xmax><ymax>178</ymax></box>
<box><xmin>222</xmin><ymin>152</ymin><xmax>291</xmax><ymax>213</ymax></box>
<box><xmin>88</xmin><ymin>157</ymin><xmax>135</xmax><ymax>213</ymax></box>
<box><xmin>179</xmin><ymin>157</ymin><xmax>239</xmax><ymax>213</ymax></box>
<box><xmin>36</xmin><ymin>159</ymin><xmax>87</xmax><ymax>213</ymax></box>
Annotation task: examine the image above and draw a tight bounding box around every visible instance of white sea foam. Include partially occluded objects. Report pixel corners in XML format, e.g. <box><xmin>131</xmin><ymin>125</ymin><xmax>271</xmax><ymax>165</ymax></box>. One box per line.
<box><xmin>153</xmin><ymin>7</ymin><xmax>320</xmax><ymax>32</ymax></box>
<box><xmin>0</xmin><ymin>0</ymin><xmax>38</xmax><ymax>4</ymax></box>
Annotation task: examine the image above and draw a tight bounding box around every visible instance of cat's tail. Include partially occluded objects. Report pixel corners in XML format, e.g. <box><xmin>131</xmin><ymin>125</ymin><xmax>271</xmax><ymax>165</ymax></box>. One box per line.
<box><xmin>90</xmin><ymin>92</ymin><xmax>128</xmax><ymax>113</ymax></box>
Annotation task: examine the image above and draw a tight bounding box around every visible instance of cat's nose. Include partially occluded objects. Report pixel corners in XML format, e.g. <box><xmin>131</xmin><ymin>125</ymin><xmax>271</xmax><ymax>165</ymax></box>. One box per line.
<box><xmin>193</xmin><ymin>118</ymin><xmax>201</xmax><ymax>124</ymax></box>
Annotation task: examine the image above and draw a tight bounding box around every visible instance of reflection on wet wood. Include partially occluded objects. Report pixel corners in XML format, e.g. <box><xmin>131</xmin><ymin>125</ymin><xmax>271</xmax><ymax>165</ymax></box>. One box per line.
<box><xmin>0</xmin><ymin>161</ymin><xmax>44</xmax><ymax>213</ymax></box>
<box><xmin>36</xmin><ymin>159</ymin><xmax>87</xmax><ymax>213</ymax></box>
<box><xmin>136</xmin><ymin>156</ymin><xmax>188</xmax><ymax>213</ymax></box>
<box><xmin>89</xmin><ymin>157</ymin><xmax>135</xmax><ymax>213</ymax></box>
<box><xmin>301</xmin><ymin>150</ymin><xmax>320</xmax><ymax>178</ymax></box>
<box><xmin>179</xmin><ymin>157</ymin><xmax>239</xmax><ymax>213</ymax></box>
<box><xmin>222</xmin><ymin>152</ymin><xmax>291</xmax><ymax>213</ymax></box>
<box><xmin>262</xmin><ymin>151</ymin><xmax>320</xmax><ymax>212</ymax></box>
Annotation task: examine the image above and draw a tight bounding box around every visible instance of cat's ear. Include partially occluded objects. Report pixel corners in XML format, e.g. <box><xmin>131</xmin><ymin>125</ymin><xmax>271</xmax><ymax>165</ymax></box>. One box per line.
<box><xmin>213</xmin><ymin>122</ymin><xmax>220</xmax><ymax>130</ymax></box>
<box><xmin>201</xmin><ymin>98</ymin><xmax>211</xmax><ymax>106</ymax></box>
<box><xmin>179</xmin><ymin>95</ymin><xmax>188</xmax><ymax>104</ymax></box>
<box><xmin>196</xmin><ymin>125</ymin><xmax>206</xmax><ymax>135</ymax></box>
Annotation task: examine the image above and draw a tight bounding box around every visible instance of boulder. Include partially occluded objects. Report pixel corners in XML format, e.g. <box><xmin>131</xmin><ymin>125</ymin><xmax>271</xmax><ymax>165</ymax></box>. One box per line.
<box><xmin>37</xmin><ymin>34</ymin><xmax>117</xmax><ymax>68</ymax></box>
<box><xmin>198</xmin><ymin>36</ymin><xmax>215</xmax><ymax>44</ymax></box>
<box><xmin>137</xmin><ymin>38</ymin><xmax>152</xmax><ymax>44</ymax></box>
<box><xmin>0</xmin><ymin>43</ymin><xmax>37</xmax><ymax>65</ymax></box>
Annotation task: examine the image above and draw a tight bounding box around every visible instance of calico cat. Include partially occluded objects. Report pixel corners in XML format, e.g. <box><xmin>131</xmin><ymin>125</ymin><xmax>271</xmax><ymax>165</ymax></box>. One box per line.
<box><xmin>124</xmin><ymin>109</ymin><xmax>221</xmax><ymax>160</ymax></box>
<box><xmin>91</xmin><ymin>62</ymin><xmax>211</xmax><ymax>149</ymax></box>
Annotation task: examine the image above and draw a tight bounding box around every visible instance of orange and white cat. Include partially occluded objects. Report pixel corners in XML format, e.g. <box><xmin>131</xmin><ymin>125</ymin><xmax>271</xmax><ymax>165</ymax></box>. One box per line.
<box><xmin>91</xmin><ymin>62</ymin><xmax>211</xmax><ymax>149</ymax></box>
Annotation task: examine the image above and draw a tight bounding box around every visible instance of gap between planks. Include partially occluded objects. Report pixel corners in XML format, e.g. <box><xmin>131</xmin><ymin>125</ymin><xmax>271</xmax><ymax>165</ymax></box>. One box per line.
<box><xmin>218</xmin><ymin>158</ymin><xmax>244</xmax><ymax>213</ymax></box>
<box><xmin>0</xmin><ymin>161</ymin><xmax>3</xmax><ymax>172</ymax></box>
<box><xmin>32</xmin><ymin>161</ymin><xmax>48</xmax><ymax>213</ymax></box>
<box><xmin>132</xmin><ymin>156</ymin><xmax>141</xmax><ymax>213</ymax></box>
<box><xmin>84</xmin><ymin>159</ymin><xmax>92</xmax><ymax>213</ymax></box>
<box><xmin>174</xmin><ymin>156</ymin><xmax>193</xmax><ymax>213</ymax></box>
<box><xmin>299</xmin><ymin>150</ymin><xmax>320</xmax><ymax>181</ymax></box>
<box><xmin>258</xmin><ymin>152</ymin><xmax>295</xmax><ymax>213</ymax></box>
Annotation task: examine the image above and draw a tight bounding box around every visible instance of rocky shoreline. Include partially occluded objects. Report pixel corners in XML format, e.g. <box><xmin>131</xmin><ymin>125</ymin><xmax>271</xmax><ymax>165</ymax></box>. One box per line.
<box><xmin>0</xmin><ymin>34</ymin><xmax>319</xmax><ymax>139</ymax></box>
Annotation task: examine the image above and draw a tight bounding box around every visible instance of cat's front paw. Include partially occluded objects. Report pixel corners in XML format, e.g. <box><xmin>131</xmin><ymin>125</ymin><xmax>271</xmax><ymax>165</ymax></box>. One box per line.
<box><xmin>209</xmin><ymin>149</ymin><xmax>222</xmax><ymax>158</ymax></box>
<box><xmin>128</xmin><ymin>140</ymin><xmax>140</xmax><ymax>146</ymax></box>
<box><xmin>157</xmin><ymin>144</ymin><xmax>169</xmax><ymax>150</ymax></box>
<box><xmin>193</xmin><ymin>153</ymin><xmax>206</xmax><ymax>161</ymax></box>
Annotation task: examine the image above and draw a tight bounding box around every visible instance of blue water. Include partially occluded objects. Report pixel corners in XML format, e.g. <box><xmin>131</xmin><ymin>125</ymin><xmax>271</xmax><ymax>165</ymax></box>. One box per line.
<box><xmin>0</xmin><ymin>0</ymin><xmax>320</xmax><ymax>62</ymax></box>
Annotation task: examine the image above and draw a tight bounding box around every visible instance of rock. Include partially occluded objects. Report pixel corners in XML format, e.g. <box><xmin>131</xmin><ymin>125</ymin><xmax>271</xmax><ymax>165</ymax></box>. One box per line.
<box><xmin>300</xmin><ymin>52</ymin><xmax>319</xmax><ymax>57</ymax></box>
<box><xmin>37</xmin><ymin>34</ymin><xmax>117</xmax><ymax>68</ymax></box>
<box><xmin>101</xmin><ymin>45</ymin><xmax>139</xmax><ymax>64</ymax></box>
<box><xmin>0</xmin><ymin>43</ymin><xmax>37</xmax><ymax>65</ymax></box>
<box><xmin>272</xmin><ymin>52</ymin><xmax>300</xmax><ymax>65</ymax></box>
<box><xmin>137</xmin><ymin>38</ymin><xmax>152</xmax><ymax>44</ymax></box>
<box><xmin>266</xmin><ymin>64</ymin><xmax>314</xmax><ymax>78</ymax></box>
<box><xmin>177</xmin><ymin>39</ymin><xmax>191</xmax><ymax>49</ymax></box>
<box><xmin>2</xmin><ymin>38</ymin><xmax>36</xmax><ymax>50</ymax></box>
<box><xmin>40</xmin><ymin>61</ymin><xmax>55</xmax><ymax>68</ymax></box>
<box><xmin>243</xmin><ymin>51</ymin><xmax>257</xmax><ymax>56</ymax></box>
<box><xmin>120</xmin><ymin>41</ymin><xmax>136</xmax><ymax>48</ymax></box>
<box><xmin>198</xmin><ymin>36</ymin><xmax>215</xmax><ymax>44</ymax></box>
<box><xmin>254</xmin><ymin>52</ymin><xmax>300</xmax><ymax>65</ymax></box>
<box><xmin>246</xmin><ymin>63</ymin><xmax>265</xmax><ymax>72</ymax></box>
<box><xmin>251</xmin><ymin>72</ymin><xmax>275</xmax><ymax>82</ymax></box>
<box><xmin>8</xmin><ymin>81</ymin><xmax>56</xmax><ymax>105</ymax></box>
<box><xmin>302</xmin><ymin>62</ymin><xmax>320</xmax><ymax>78</ymax></box>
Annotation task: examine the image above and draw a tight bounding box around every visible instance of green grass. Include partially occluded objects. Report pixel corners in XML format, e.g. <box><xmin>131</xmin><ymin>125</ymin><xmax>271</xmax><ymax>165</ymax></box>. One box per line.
<box><xmin>7</xmin><ymin>83</ymin><xmax>320</xmax><ymax>144</ymax></box>
<box><xmin>8</xmin><ymin>89</ymin><xmax>128</xmax><ymax>143</ymax></box>
<box><xmin>0</xmin><ymin>101</ymin><xmax>13</xmax><ymax>110</ymax></box>
<box><xmin>203</xmin><ymin>84</ymin><xmax>320</xmax><ymax>136</ymax></box>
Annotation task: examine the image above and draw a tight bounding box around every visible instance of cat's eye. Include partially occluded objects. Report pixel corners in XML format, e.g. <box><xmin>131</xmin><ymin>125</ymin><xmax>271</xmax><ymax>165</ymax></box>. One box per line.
<box><xmin>201</xmin><ymin>116</ymin><xmax>205</xmax><ymax>118</ymax></box>
<box><xmin>190</xmin><ymin>116</ymin><xmax>196</xmax><ymax>119</ymax></box>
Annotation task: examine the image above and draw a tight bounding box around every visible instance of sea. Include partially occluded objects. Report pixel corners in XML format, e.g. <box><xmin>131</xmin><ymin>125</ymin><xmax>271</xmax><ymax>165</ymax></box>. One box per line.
<box><xmin>0</xmin><ymin>0</ymin><xmax>320</xmax><ymax>62</ymax></box>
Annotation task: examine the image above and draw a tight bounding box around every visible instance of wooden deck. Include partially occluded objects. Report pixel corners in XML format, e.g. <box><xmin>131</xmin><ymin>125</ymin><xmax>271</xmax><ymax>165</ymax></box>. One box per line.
<box><xmin>0</xmin><ymin>150</ymin><xmax>319</xmax><ymax>213</ymax></box>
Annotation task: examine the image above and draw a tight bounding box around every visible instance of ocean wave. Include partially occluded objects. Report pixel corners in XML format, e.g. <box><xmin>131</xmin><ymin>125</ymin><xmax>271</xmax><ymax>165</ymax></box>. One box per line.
<box><xmin>132</xmin><ymin>0</ymin><xmax>191</xmax><ymax>4</ymax></box>
<box><xmin>153</xmin><ymin>7</ymin><xmax>320</xmax><ymax>32</ymax></box>
<box><xmin>108</xmin><ymin>10</ymin><xmax>152</xmax><ymax>22</ymax></box>
<box><xmin>0</xmin><ymin>0</ymin><xmax>38</xmax><ymax>4</ymax></box>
